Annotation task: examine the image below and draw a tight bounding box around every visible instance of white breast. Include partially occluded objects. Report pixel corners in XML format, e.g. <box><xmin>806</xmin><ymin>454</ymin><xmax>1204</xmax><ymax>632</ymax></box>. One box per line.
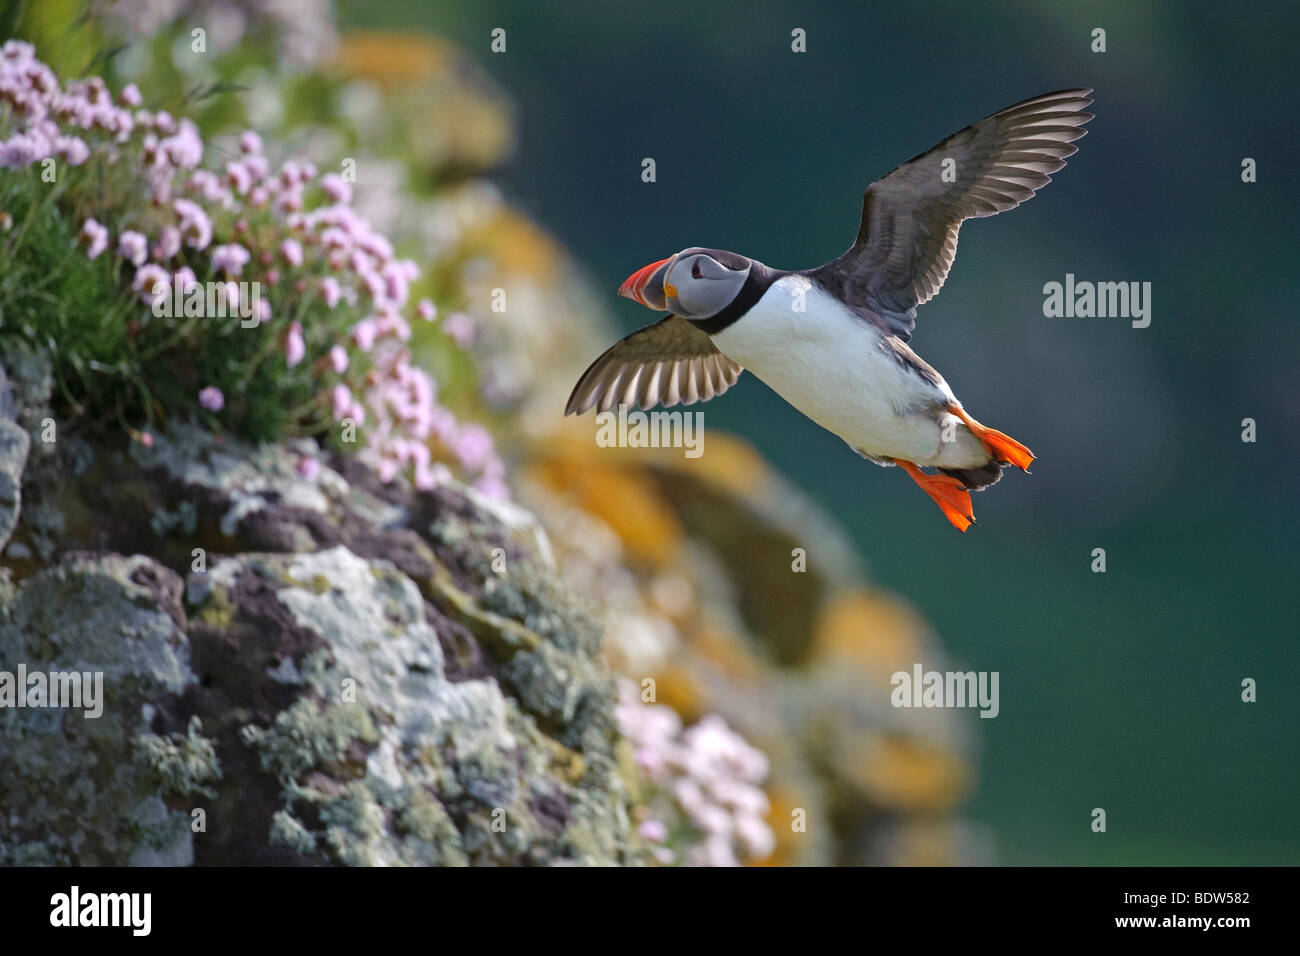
<box><xmin>711</xmin><ymin>276</ymin><xmax>974</xmax><ymax>466</ymax></box>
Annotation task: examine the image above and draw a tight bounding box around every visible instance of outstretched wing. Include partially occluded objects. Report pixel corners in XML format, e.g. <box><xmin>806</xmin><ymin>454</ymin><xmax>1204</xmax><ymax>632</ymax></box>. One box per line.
<box><xmin>812</xmin><ymin>88</ymin><xmax>1094</xmax><ymax>341</ymax></box>
<box><xmin>565</xmin><ymin>314</ymin><xmax>744</xmax><ymax>415</ymax></box>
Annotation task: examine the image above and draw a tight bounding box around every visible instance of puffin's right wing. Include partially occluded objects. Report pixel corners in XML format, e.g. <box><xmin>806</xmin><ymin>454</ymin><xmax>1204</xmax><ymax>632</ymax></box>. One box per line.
<box><xmin>813</xmin><ymin>88</ymin><xmax>1093</xmax><ymax>342</ymax></box>
<box><xmin>565</xmin><ymin>314</ymin><xmax>744</xmax><ymax>415</ymax></box>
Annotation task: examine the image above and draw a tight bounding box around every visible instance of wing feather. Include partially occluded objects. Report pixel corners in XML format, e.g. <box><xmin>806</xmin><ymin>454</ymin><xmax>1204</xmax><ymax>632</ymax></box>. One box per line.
<box><xmin>811</xmin><ymin>89</ymin><xmax>1093</xmax><ymax>341</ymax></box>
<box><xmin>565</xmin><ymin>314</ymin><xmax>744</xmax><ymax>415</ymax></box>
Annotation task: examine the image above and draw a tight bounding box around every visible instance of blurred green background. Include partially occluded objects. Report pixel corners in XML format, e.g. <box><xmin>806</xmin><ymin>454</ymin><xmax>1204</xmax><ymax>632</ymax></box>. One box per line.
<box><xmin>338</xmin><ymin>0</ymin><xmax>1299</xmax><ymax>864</ymax></box>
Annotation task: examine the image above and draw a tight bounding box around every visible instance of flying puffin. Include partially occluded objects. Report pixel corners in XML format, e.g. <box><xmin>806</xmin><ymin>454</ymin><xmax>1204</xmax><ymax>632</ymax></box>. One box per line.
<box><xmin>566</xmin><ymin>89</ymin><xmax>1093</xmax><ymax>531</ymax></box>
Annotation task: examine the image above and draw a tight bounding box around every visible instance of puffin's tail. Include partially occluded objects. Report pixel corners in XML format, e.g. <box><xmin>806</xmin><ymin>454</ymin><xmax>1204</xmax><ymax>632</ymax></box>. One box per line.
<box><xmin>940</xmin><ymin>461</ymin><xmax>1003</xmax><ymax>491</ymax></box>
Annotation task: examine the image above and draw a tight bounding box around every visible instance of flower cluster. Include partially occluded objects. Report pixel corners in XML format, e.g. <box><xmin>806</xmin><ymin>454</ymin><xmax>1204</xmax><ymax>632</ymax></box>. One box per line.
<box><xmin>616</xmin><ymin>680</ymin><xmax>775</xmax><ymax>866</ymax></box>
<box><xmin>0</xmin><ymin>40</ymin><xmax>505</xmax><ymax>497</ymax></box>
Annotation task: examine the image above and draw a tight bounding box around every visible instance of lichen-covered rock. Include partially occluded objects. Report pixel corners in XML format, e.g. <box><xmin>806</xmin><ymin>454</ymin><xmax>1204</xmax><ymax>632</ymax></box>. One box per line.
<box><xmin>0</xmin><ymin>417</ymin><xmax>27</xmax><ymax>553</ymax></box>
<box><xmin>208</xmin><ymin>545</ymin><xmax>622</xmax><ymax>866</ymax></box>
<box><xmin>0</xmin><ymin>347</ymin><xmax>47</xmax><ymax>556</ymax></box>
<box><xmin>0</xmin><ymin>554</ymin><xmax>201</xmax><ymax>866</ymax></box>
<box><xmin>0</xmin><ymin>422</ymin><xmax>642</xmax><ymax>866</ymax></box>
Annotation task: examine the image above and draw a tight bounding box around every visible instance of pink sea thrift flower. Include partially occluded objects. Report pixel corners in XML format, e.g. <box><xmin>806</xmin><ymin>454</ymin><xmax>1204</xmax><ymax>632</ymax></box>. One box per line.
<box><xmin>286</xmin><ymin>321</ymin><xmax>305</xmax><ymax>367</ymax></box>
<box><xmin>374</xmin><ymin>307</ymin><xmax>411</xmax><ymax>342</ymax></box>
<box><xmin>198</xmin><ymin>386</ymin><xmax>225</xmax><ymax>412</ymax></box>
<box><xmin>329</xmin><ymin>345</ymin><xmax>349</xmax><ymax>373</ymax></box>
<box><xmin>152</xmin><ymin>225</ymin><xmax>181</xmax><ymax>260</ymax></box>
<box><xmin>184</xmin><ymin>170</ymin><xmax>228</xmax><ymax>204</ymax></box>
<box><xmin>320</xmin><ymin>276</ymin><xmax>342</xmax><ymax>308</ymax></box>
<box><xmin>226</xmin><ymin>160</ymin><xmax>253</xmax><ymax>195</ymax></box>
<box><xmin>161</xmin><ymin>119</ymin><xmax>202</xmax><ymax>168</ymax></box>
<box><xmin>132</xmin><ymin>264</ymin><xmax>170</xmax><ymax>305</ymax></box>
<box><xmin>243</xmin><ymin>155</ymin><xmax>269</xmax><ymax>182</ymax></box>
<box><xmin>320</xmin><ymin>173</ymin><xmax>351</xmax><ymax>204</ymax></box>
<box><xmin>443</xmin><ymin>312</ymin><xmax>476</xmax><ymax>347</ymax></box>
<box><xmin>351</xmin><ymin>317</ymin><xmax>378</xmax><ymax>351</ymax></box>
<box><xmin>173</xmin><ymin>266</ymin><xmax>198</xmax><ymax>292</ymax></box>
<box><xmin>117</xmin><ymin>230</ymin><xmax>147</xmax><ymax>266</ymax></box>
<box><xmin>452</xmin><ymin>424</ymin><xmax>495</xmax><ymax>471</ymax></box>
<box><xmin>475</xmin><ymin>475</ymin><xmax>510</xmax><ymax>500</ymax></box>
<box><xmin>173</xmin><ymin>198</ymin><xmax>212</xmax><ymax>250</ymax></box>
<box><xmin>320</xmin><ymin>226</ymin><xmax>349</xmax><ymax>251</ymax></box>
<box><xmin>210</xmin><ymin>242</ymin><xmax>250</xmax><ymax>275</ymax></box>
<box><xmin>79</xmin><ymin>217</ymin><xmax>108</xmax><ymax>259</ymax></box>
<box><xmin>280</xmin><ymin>237</ymin><xmax>303</xmax><ymax>267</ymax></box>
<box><xmin>381</xmin><ymin>261</ymin><xmax>411</xmax><ymax>305</ymax></box>
<box><xmin>638</xmin><ymin>818</ymin><xmax>668</xmax><ymax>843</ymax></box>
<box><xmin>616</xmin><ymin>680</ymin><xmax>773</xmax><ymax>866</ymax></box>
<box><xmin>276</xmin><ymin>187</ymin><xmax>303</xmax><ymax>214</ymax></box>
<box><xmin>55</xmin><ymin>135</ymin><xmax>89</xmax><ymax>165</ymax></box>
<box><xmin>331</xmin><ymin>384</ymin><xmax>352</xmax><ymax>420</ymax></box>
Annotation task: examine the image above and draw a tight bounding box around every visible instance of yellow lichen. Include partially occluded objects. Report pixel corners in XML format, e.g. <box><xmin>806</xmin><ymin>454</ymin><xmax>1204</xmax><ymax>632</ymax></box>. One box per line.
<box><xmin>334</xmin><ymin>32</ymin><xmax>453</xmax><ymax>87</ymax></box>
<box><xmin>812</xmin><ymin>589</ymin><xmax>928</xmax><ymax>674</ymax></box>
<box><xmin>530</xmin><ymin>455</ymin><xmax>683</xmax><ymax>568</ymax></box>
<box><xmin>843</xmin><ymin>735</ymin><xmax>970</xmax><ymax>812</ymax></box>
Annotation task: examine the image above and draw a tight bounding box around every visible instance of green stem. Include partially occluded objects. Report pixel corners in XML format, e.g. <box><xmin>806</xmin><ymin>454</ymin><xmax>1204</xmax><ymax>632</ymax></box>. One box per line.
<box><xmin>135</xmin><ymin>312</ymin><xmax>201</xmax><ymax>361</ymax></box>
<box><xmin>3</xmin><ymin>169</ymin><xmax>69</xmax><ymax>257</ymax></box>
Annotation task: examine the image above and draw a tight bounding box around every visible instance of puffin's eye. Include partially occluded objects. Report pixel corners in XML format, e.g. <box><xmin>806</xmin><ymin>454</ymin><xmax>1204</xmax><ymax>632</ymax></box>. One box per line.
<box><xmin>691</xmin><ymin>261</ymin><xmax>702</xmax><ymax>279</ymax></box>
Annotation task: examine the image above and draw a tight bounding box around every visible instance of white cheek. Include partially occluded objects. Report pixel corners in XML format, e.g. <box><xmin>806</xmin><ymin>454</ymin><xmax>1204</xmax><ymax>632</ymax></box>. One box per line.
<box><xmin>691</xmin><ymin>279</ymin><xmax>739</xmax><ymax>316</ymax></box>
<box><xmin>663</xmin><ymin>269</ymin><xmax>689</xmax><ymax>311</ymax></box>
<box><xmin>681</xmin><ymin>282</ymin><xmax>709</xmax><ymax>315</ymax></box>
<box><xmin>668</xmin><ymin>278</ymin><xmax>704</xmax><ymax>316</ymax></box>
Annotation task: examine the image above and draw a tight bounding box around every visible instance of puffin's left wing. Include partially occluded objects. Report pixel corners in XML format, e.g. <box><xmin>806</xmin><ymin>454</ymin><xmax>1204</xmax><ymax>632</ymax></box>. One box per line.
<box><xmin>565</xmin><ymin>314</ymin><xmax>744</xmax><ymax>415</ymax></box>
<box><xmin>814</xmin><ymin>88</ymin><xmax>1093</xmax><ymax>341</ymax></box>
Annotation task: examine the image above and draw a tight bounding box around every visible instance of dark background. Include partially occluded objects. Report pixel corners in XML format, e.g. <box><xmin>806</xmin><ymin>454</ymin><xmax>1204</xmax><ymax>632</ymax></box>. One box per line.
<box><xmin>340</xmin><ymin>0</ymin><xmax>1300</xmax><ymax>864</ymax></box>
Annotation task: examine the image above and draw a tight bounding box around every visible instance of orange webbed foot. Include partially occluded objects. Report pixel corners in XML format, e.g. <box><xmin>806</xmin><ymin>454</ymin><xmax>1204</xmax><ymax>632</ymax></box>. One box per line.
<box><xmin>896</xmin><ymin>459</ymin><xmax>975</xmax><ymax>532</ymax></box>
<box><xmin>949</xmin><ymin>405</ymin><xmax>1035</xmax><ymax>472</ymax></box>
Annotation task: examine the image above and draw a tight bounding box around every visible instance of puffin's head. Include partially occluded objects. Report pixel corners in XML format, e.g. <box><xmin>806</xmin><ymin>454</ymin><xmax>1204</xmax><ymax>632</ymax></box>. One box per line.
<box><xmin>618</xmin><ymin>247</ymin><xmax>753</xmax><ymax>319</ymax></box>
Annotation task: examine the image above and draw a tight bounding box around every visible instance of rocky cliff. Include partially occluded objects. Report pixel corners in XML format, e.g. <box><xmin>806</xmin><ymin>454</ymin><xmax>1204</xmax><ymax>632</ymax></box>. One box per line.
<box><xmin>0</xmin><ymin>350</ymin><xmax>642</xmax><ymax>866</ymax></box>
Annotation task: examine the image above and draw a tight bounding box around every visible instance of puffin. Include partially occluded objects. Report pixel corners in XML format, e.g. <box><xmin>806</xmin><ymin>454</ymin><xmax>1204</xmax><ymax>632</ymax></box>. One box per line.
<box><xmin>565</xmin><ymin>90</ymin><xmax>1093</xmax><ymax>531</ymax></box>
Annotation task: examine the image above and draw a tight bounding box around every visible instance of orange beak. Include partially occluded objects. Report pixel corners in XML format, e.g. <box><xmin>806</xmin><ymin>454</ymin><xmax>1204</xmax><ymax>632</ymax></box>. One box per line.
<box><xmin>618</xmin><ymin>255</ymin><xmax>674</xmax><ymax>310</ymax></box>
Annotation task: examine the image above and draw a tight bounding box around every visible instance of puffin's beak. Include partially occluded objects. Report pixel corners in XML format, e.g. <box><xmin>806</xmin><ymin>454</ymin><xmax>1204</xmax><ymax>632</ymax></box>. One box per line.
<box><xmin>619</xmin><ymin>255</ymin><xmax>676</xmax><ymax>311</ymax></box>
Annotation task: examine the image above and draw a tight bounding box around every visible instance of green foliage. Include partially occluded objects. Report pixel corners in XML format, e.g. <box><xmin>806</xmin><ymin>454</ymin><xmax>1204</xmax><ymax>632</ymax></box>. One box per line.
<box><xmin>0</xmin><ymin>167</ymin><xmax>320</xmax><ymax>442</ymax></box>
<box><xmin>0</xmin><ymin>169</ymin><xmax>132</xmax><ymax>428</ymax></box>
